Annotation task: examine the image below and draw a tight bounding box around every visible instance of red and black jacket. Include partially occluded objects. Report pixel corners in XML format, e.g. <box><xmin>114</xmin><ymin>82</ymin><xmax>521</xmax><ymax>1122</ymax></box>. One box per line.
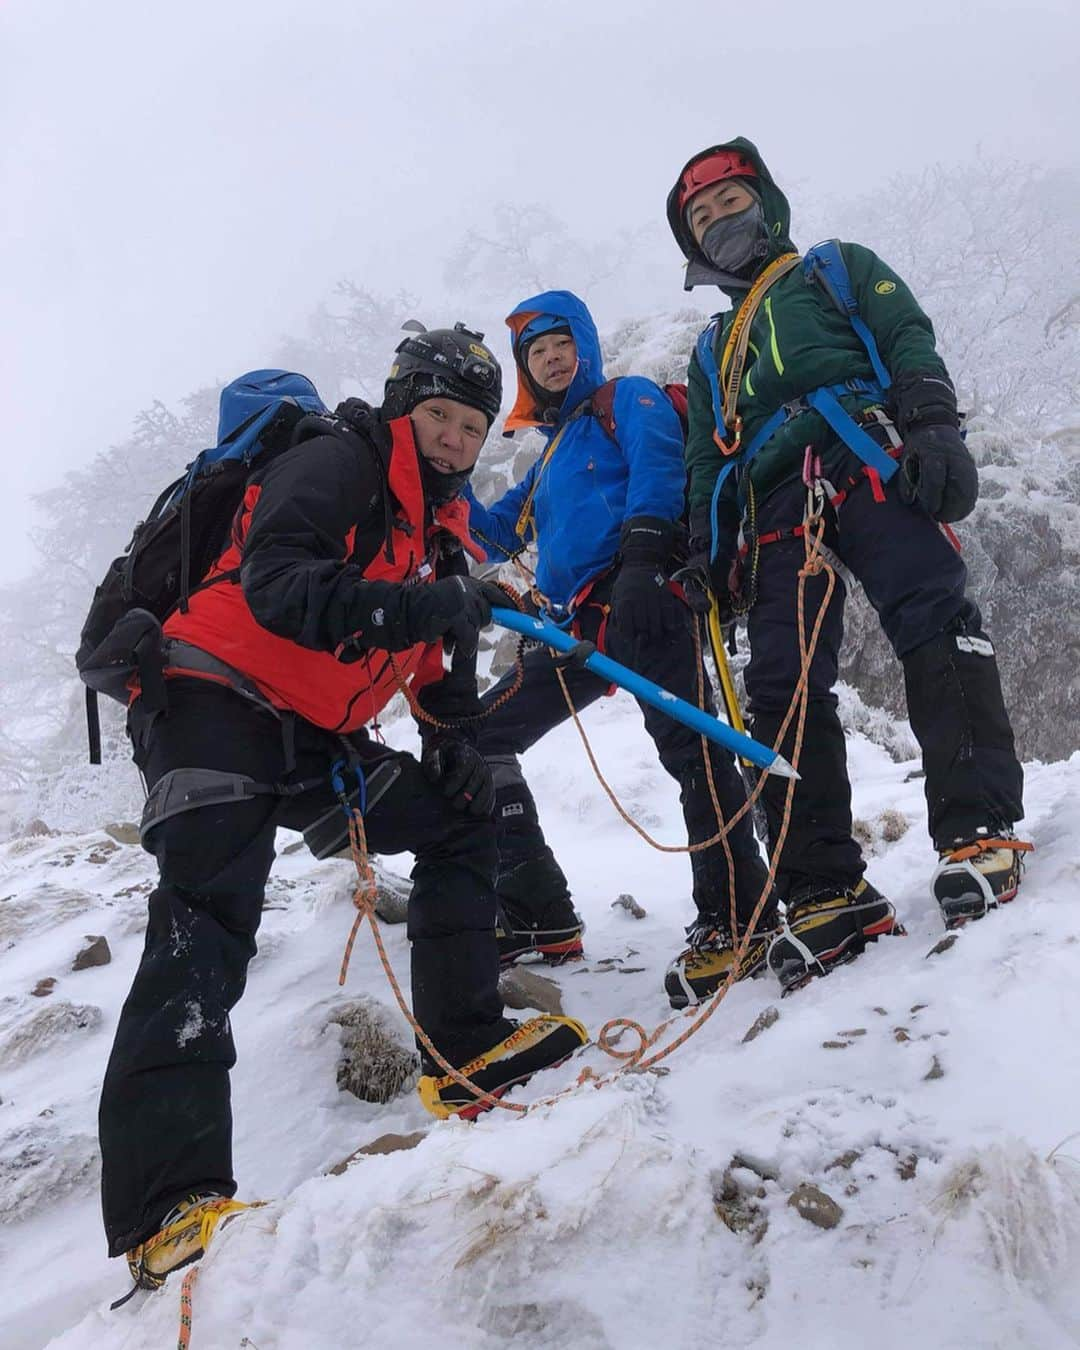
<box><xmin>163</xmin><ymin>407</ymin><xmax>483</xmax><ymax>733</ymax></box>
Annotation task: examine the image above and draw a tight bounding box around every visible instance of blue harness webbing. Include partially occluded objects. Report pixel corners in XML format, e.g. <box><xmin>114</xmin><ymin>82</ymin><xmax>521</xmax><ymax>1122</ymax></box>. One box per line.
<box><xmin>698</xmin><ymin>240</ymin><xmax>900</xmax><ymax>557</ymax></box>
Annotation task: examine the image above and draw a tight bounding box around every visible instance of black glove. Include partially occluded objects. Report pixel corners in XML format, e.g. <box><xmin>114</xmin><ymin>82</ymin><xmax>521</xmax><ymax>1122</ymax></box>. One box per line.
<box><xmin>611</xmin><ymin>516</ymin><xmax>678</xmax><ymax>645</ymax></box>
<box><xmin>421</xmin><ymin>735</ymin><xmax>495</xmax><ymax>817</ymax></box>
<box><xmin>889</xmin><ymin>371</ymin><xmax>978</xmax><ymax>523</ymax></box>
<box><xmin>400</xmin><ymin>576</ymin><xmax>507</xmax><ymax>659</ymax></box>
<box><xmin>676</xmin><ymin>504</ymin><xmax>734</xmax><ymax>621</ymax></box>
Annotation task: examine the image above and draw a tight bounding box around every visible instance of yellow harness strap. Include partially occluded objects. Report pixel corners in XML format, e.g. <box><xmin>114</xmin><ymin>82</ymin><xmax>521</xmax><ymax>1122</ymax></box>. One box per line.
<box><xmin>513</xmin><ymin>417</ymin><xmax>575</xmax><ymax>541</ymax></box>
<box><xmin>715</xmin><ymin>251</ymin><xmax>801</xmax><ymax>454</ymax></box>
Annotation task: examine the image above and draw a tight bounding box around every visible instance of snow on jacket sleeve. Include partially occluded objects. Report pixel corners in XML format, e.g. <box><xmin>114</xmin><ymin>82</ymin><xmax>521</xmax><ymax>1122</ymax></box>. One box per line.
<box><xmin>841</xmin><ymin>242</ymin><xmax>950</xmax><ymax>383</ymax></box>
<box><xmin>611</xmin><ymin>376</ymin><xmax>687</xmax><ymax>522</ymax></box>
<box><xmin>239</xmin><ymin>432</ymin><xmax>410</xmax><ymax>652</ymax></box>
<box><xmin>463</xmin><ymin>461</ymin><xmax>540</xmax><ymax>562</ymax></box>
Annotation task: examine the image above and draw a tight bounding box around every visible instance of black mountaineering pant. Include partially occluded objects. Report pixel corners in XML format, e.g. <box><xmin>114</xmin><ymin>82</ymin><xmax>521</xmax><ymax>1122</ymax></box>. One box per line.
<box><xmin>99</xmin><ymin>678</ymin><xmax>505</xmax><ymax>1257</ymax></box>
<box><xmin>743</xmin><ymin>472</ymin><xmax>1023</xmax><ymax>900</ymax></box>
<box><xmin>477</xmin><ymin>576</ymin><xmax>771</xmax><ymax>926</ymax></box>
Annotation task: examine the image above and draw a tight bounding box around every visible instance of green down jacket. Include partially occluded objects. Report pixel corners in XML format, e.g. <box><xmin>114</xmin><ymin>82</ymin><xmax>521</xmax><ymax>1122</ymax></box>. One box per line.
<box><xmin>672</xmin><ymin>137</ymin><xmax>949</xmax><ymax>531</ymax></box>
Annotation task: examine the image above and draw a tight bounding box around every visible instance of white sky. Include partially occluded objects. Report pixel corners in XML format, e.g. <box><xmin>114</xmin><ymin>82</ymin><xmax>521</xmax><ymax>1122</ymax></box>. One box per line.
<box><xmin>2</xmin><ymin>0</ymin><xmax>1077</xmax><ymax>583</ymax></box>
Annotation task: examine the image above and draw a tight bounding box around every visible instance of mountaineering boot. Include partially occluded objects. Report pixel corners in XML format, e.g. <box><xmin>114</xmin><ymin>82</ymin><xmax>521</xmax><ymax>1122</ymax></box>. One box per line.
<box><xmin>932</xmin><ymin>832</ymin><xmax>1032</xmax><ymax>929</ymax></box>
<box><xmin>417</xmin><ymin>1015</ymin><xmax>589</xmax><ymax>1120</ymax></box>
<box><xmin>767</xmin><ymin>878</ymin><xmax>900</xmax><ymax>993</ymax></box>
<box><xmin>496</xmin><ymin>893</ymin><xmax>585</xmax><ymax>965</ymax></box>
<box><xmin>124</xmin><ymin>1194</ymin><xmax>253</xmax><ymax>1292</ymax></box>
<box><xmin>664</xmin><ymin>909</ymin><xmax>780</xmax><ymax>1009</ymax></box>
<box><xmin>490</xmin><ymin>781</ymin><xmax>585</xmax><ymax>964</ymax></box>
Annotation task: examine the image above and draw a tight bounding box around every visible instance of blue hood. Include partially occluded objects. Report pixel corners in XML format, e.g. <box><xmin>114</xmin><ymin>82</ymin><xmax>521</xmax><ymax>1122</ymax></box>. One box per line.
<box><xmin>504</xmin><ymin>289</ymin><xmax>605</xmax><ymax>433</ymax></box>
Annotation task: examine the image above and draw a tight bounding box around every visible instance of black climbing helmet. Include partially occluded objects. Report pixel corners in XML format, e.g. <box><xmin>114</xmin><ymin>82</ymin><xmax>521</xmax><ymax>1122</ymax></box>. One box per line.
<box><xmin>383</xmin><ymin>321</ymin><xmax>503</xmax><ymax>425</ymax></box>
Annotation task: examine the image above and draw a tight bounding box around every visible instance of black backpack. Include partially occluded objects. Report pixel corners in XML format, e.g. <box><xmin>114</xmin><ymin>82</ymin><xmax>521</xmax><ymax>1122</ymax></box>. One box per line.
<box><xmin>75</xmin><ymin>370</ymin><xmax>327</xmax><ymax>762</ymax></box>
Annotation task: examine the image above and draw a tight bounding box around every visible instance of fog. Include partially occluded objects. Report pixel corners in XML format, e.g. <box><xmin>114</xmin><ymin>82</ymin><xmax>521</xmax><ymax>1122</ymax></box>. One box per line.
<box><xmin>2</xmin><ymin>0</ymin><xmax>1077</xmax><ymax>583</ymax></box>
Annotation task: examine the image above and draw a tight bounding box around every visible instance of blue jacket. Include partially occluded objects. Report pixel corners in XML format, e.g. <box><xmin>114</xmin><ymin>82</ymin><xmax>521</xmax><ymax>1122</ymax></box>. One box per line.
<box><xmin>466</xmin><ymin>290</ymin><xmax>685</xmax><ymax>614</ymax></box>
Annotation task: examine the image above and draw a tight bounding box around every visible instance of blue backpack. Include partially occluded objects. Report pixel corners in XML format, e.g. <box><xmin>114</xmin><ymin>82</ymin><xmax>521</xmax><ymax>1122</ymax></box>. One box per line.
<box><xmin>695</xmin><ymin>241</ymin><xmax>901</xmax><ymax>548</ymax></box>
<box><xmin>76</xmin><ymin>370</ymin><xmax>327</xmax><ymax>760</ymax></box>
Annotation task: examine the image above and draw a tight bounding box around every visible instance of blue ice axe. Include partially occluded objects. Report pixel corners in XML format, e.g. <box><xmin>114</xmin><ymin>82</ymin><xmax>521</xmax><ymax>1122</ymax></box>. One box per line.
<box><xmin>491</xmin><ymin>607</ymin><xmax>798</xmax><ymax>779</ymax></box>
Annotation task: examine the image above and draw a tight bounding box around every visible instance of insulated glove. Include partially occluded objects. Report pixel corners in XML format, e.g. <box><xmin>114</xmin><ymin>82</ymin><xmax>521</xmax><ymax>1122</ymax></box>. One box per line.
<box><xmin>421</xmin><ymin>736</ymin><xmax>495</xmax><ymax>817</ymax></box>
<box><xmin>889</xmin><ymin>370</ymin><xmax>979</xmax><ymax>523</ymax></box>
<box><xmin>401</xmin><ymin>576</ymin><xmax>508</xmax><ymax>659</ymax></box>
<box><xmin>897</xmin><ymin>424</ymin><xmax>979</xmax><ymax>523</ymax></box>
<box><xmin>676</xmin><ymin>505</ymin><xmax>734</xmax><ymax>623</ymax></box>
<box><xmin>611</xmin><ymin>516</ymin><xmax>679</xmax><ymax>646</ymax></box>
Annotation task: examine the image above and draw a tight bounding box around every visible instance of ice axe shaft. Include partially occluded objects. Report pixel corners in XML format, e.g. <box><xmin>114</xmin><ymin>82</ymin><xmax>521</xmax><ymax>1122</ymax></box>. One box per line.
<box><xmin>491</xmin><ymin>607</ymin><xmax>798</xmax><ymax>779</ymax></box>
<box><xmin>706</xmin><ymin>602</ymin><xmax>772</xmax><ymax>844</ymax></box>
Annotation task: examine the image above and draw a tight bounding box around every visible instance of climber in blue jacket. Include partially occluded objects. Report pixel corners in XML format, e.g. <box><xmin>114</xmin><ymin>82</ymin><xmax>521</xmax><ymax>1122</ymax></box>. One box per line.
<box><xmin>467</xmin><ymin>289</ymin><xmax>777</xmax><ymax>1007</ymax></box>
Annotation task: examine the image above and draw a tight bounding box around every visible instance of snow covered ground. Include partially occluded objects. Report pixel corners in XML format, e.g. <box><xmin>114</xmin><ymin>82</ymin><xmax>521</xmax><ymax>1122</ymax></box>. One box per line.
<box><xmin>3</xmin><ymin>687</ymin><xmax>1080</xmax><ymax>1350</ymax></box>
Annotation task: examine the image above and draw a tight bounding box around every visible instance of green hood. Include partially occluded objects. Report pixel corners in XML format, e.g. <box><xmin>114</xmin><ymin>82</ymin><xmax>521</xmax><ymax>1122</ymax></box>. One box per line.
<box><xmin>666</xmin><ymin>136</ymin><xmax>797</xmax><ymax>296</ymax></box>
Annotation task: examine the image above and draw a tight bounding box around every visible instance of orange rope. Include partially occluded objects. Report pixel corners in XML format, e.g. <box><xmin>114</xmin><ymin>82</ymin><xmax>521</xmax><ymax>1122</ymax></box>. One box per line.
<box><xmin>335</xmin><ymin>513</ymin><xmax>838</xmax><ymax>1114</ymax></box>
<box><xmin>945</xmin><ymin>837</ymin><xmax>1033</xmax><ymax>862</ymax></box>
<box><xmin>177</xmin><ymin>1268</ymin><xmax>198</xmax><ymax>1350</ymax></box>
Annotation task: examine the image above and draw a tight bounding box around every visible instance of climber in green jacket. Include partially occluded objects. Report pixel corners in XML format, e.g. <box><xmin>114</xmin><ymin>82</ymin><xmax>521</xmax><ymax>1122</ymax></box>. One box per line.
<box><xmin>665</xmin><ymin>136</ymin><xmax>1030</xmax><ymax>993</ymax></box>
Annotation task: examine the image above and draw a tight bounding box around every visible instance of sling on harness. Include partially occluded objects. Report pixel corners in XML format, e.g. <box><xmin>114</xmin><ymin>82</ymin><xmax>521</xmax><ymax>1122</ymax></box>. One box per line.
<box><xmin>698</xmin><ymin>240</ymin><xmax>901</xmax><ymax>556</ymax></box>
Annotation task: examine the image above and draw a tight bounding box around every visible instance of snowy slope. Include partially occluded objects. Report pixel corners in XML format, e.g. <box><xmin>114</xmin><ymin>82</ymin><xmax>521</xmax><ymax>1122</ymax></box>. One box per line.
<box><xmin>2</xmin><ymin>689</ymin><xmax>1080</xmax><ymax>1350</ymax></box>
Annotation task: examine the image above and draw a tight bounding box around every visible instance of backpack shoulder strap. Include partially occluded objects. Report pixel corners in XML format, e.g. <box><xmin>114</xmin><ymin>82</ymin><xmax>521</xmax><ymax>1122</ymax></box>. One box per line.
<box><xmin>804</xmin><ymin>240</ymin><xmax>891</xmax><ymax>390</ymax></box>
<box><xmin>695</xmin><ymin>319</ymin><xmax>727</xmax><ymax>440</ymax></box>
<box><xmin>588</xmin><ymin>378</ymin><xmax>620</xmax><ymax>442</ymax></box>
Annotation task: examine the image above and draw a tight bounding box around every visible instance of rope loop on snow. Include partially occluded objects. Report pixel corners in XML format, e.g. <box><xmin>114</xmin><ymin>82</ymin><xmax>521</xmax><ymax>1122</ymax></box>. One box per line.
<box><xmin>335</xmin><ymin>515</ymin><xmax>837</xmax><ymax>1115</ymax></box>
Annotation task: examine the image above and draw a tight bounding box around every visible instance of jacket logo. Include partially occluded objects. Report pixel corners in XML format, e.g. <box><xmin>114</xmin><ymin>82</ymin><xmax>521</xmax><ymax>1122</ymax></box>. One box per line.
<box><xmin>372</xmin><ymin>608</ymin><xmax>385</xmax><ymax>626</ymax></box>
<box><xmin>874</xmin><ymin>280</ymin><xmax>897</xmax><ymax>295</ymax></box>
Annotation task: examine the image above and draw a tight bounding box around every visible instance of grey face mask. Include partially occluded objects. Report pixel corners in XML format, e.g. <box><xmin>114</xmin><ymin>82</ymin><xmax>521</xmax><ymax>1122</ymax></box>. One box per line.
<box><xmin>699</xmin><ymin>202</ymin><xmax>770</xmax><ymax>276</ymax></box>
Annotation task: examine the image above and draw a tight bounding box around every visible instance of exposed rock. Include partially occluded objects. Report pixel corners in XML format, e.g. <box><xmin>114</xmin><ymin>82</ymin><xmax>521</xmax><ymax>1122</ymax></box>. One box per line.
<box><xmin>104</xmin><ymin>822</ymin><xmax>141</xmax><ymax>846</ymax></box>
<box><xmin>87</xmin><ymin>839</ymin><xmax>120</xmax><ymax>865</ymax></box>
<box><xmin>30</xmin><ymin>978</ymin><xmax>56</xmax><ymax>998</ymax></box>
<box><xmin>24</xmin><ymin>819</ymin><xmax>56</xmax><ymax>838</ymax></box>
<box><xmin>328</xmin><ymin>998</ymin><xmax>419</xmax><ymax>1104</ymax></box>
<box><xmin>0</xmin><ymin>1121</ymin><xmax>99</xmax><ymax>1220</ymax></box>
<box><xmin>742</xmin><ymin>1005</ymin><xmax>780</xmax><ymax>1043</ymax></box>
<box><xmin>373</xmin><ymin>869</ymin><xmax>411</xmax><ymax>925</ymax></box>
<box><xmin>924</xmin><ymin>1054</ymin><xmax>945</xmax><ymax>1081</ymax></box>
<box><xmin>499</xmin><ymin>967</ymin><xmax>564</xmax><ymax>1016</ymax></box>
<box><xmin>711</xmin><ymin>1167</ymin><xmax>768</xmax><ymax>1242</ymax></box>
<box><xmin>0</xmin><ymin>887</ymin><xmax>97</xmax><ymax>943</ymax></box>
<box><xmin>357</xmin><ymin>1130</ymin><xmax>427</xmax><ymax>1158</ymax></box>
<box><xmin>611</xmin><ymin>893</ymin><xmax>647</xmax><ymax>920</ymax></box>
<box><xmin>328</xmin><ymin>1130</ymin><xmax>427</xmax><ymax>1174</ymax></box>
<box><xmin>788</xmin><ymin>1182</ymin><xmax>844</xmax><ymax>1229</ymax></box>
<box><xmin>927</xmin><ymin>933</ymin><xmax>960</xmax><ymax>958</ymax></box>
<box><xmin>822</xmin><ymin>1040</ymin><xmax>850</xmax><ymax>1049</ymax></box>
<box><xmin>826</xmin><ymin>1150</ymin><xmax>862</xmax><ymax>1172</ymax></box>
<box><xmin>72</xmin><ymin>935</ymin><xmax>111</xmax><ymax>971</ymax></box>
<box><xmin>839</xmin><ymin>459</ymin><xmax>1080</xmax><ymax>764</ymax></box>
<box><xmin>894</xmin><ymin>1027</ymin><xmax>911</xmax><ymax>1043</ymax></box>
<box><xmin>730</xmin><ymin>1152</ymin><xmax>779</xmax><ymax>1183</ymax></box>
<box><xmin>0</xmin><ymin>1001</ymin><xmax>103</xmax><ymax>1066</ymax></box>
